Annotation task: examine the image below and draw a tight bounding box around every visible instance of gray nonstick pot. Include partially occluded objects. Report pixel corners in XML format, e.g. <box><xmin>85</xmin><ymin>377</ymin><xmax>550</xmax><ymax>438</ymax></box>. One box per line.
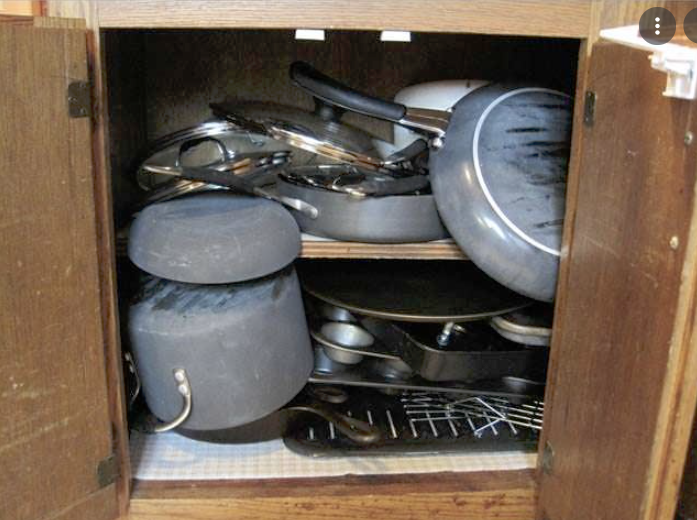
<box><xmin>290</xmin><ymin>62</ymin><xmax>573</xmax><ymax>301</ymax></box>
<box><xmin>128</xmin><ymin>192</ymin><xmax>301</xmax><ymax>284</ymax></box>
<box><xmin>128</xmin><ymin>270</ymin><xmax>314</xmax><ymax>432</ymax></box>
<box><xmin>276</xmin><ymin>164</ymin><xmax>448</xmax><ymax>243</ymax></box>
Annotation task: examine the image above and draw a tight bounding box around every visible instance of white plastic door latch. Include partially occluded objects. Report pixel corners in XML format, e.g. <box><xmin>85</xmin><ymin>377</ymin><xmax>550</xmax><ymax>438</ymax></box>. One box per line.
<box><xmin>600</xmin><ymin>25</ymin><xmax>697</xmax><ymax>100</ymax></box>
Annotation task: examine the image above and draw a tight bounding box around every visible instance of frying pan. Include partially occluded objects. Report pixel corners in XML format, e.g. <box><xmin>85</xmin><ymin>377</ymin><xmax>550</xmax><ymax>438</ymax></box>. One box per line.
<box><xmin>276</xmin><ymin>164</ymin><xmax>448</xmax><ymax>243</ymax></box>
<box><xmin>298</xmin><ymin>260</ymin><xmax>531</xmax><ymax>323</ymax></box>
<box><xmin>290</xmin><ymin>62</ymin><xmax>573</xmax><ymax>301</ymax></box>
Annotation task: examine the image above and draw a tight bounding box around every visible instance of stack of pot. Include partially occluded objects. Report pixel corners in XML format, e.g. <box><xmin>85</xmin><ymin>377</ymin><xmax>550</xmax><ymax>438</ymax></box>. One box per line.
<box><xmin>127</xmin><ymin>192</ymin><xmax>315</xmax><ymax>440</ymax></box>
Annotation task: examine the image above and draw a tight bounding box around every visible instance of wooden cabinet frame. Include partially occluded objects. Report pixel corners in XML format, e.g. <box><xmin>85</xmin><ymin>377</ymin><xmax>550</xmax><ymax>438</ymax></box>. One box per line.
<box><xmin>3</xmin><ymin>2</ymin><xmax>697</xmax><ymax>519</ymax></box>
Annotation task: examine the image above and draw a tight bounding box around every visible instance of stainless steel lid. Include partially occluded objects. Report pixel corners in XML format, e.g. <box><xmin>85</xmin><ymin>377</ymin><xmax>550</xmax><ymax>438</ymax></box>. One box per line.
<box><xmin>210</xmin><ymin>101</ymin><xmax>393</xmax><ymax>170</ymax></box>
<box><xmin>135</xmin><ymin>119</ymin><xmax>291</xmax><ymax>192</ymax></box>
<box><xmin>279</xmin><ymin>164</ymin><xmax>430</xmax><ymax>198</ymax></box>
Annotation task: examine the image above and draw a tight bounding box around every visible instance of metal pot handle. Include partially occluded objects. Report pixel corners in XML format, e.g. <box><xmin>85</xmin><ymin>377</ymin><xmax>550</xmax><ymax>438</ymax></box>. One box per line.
<box><xmin>142</xmin><ymin>164</ymin><xmax>319</xmax><ymax>219</ymax></box>
<box><xmin>123</xmin><ymin>352</ymin><xmax>142</xmax><ymax>408</ymax></box>
<box><xmin>177</xmin><ymin>135</ymin><xmax>229</xmax><ymax>167</ymax></box>
<box><xmin>153</xmin><ymin>368</ymin><xmax>193</xmax><ymax>433</ymax></box>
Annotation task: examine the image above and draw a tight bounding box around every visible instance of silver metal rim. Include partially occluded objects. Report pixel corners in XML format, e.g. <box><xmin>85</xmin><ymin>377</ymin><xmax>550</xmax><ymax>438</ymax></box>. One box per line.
<box><xmin>268</xmin><ymin>123</ymin><xmax>385</xmax><ymax>171</ymax></box>
<box><xmin>490</xmin><ymin>315</ymin><xmax>552</xmax><ymax>337</ymax></box>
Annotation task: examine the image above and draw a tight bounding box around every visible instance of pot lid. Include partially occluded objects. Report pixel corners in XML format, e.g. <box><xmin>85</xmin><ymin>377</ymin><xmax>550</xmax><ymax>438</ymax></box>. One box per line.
<box><xmin>135</xmin><ymin>119</ymin><xmax>291</xmax><ymax>191</ymax></box>
<box><xmin>128</xmin><ymin>192</ymin><xmax>301</xmax><ymax>284</ymax></box>
<box><xmin>210</xmin><ymin>100</ymin><xmax>386</xmax><ymax>170</ymax></box>
<box><xmin>279</xmin><ymin>164</ymin><xmax>431</xmax><ymax>197</ymax></box>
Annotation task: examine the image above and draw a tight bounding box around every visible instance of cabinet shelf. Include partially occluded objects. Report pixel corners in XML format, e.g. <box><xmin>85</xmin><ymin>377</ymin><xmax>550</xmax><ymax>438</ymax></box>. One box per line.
<box><xmin>128</xmin><ymin>469</ymin><xmax>536</xmax><ymax>520</ymax></box>
<box><xmin>299</xmin><ymin>235</ymin><xmax>467</xmax><ymax>260</ymax></box>
<box><xmin>115</xmin><ymin>229</ymin><xmax>467</xmax><ymax>261</ymax></box>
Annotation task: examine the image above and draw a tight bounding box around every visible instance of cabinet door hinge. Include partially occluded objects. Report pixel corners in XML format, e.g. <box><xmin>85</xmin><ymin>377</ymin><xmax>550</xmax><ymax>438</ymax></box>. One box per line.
<box><xmin>67</xmin><ymin>80</ymin><xmax>92</xmax><ymax>119</ymax></box>
<box><xmin>96</xmin><ymin>453</ymin><xmax>119</xmax><ymax>488</ymax></box>
<box><xmin>583</xmin><ymin>91</ymin><xmax>596</xmax><ymax>127</ymax></box>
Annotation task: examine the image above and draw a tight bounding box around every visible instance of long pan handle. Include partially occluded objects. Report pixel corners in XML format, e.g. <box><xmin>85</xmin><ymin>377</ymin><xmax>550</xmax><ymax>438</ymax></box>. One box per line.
<box><xmin>287</xmin><ymin>403</ymin><xmax>381</xmax><ymax>444</ymax></box>
<box><xmin>290</xmin><ymin>61</ymin><xmax>450</xmax><ymax>136</ymax></box>
<box><xmin>291</xmin><ymin>61</ymin><xmax>407</xmax><ymax>123</ymax></box>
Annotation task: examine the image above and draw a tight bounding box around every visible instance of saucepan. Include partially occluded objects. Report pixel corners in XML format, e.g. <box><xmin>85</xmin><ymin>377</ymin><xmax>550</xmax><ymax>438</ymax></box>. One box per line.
<box><xmin>290</xmin><ymin>62</ymin><xmax>573</xmax><ymax>301</ymax></box>
<box><xmin>151</xmin><ymin>161</ymin><xmax>448</xmax><ymax>244</ymax></box>
<box><xmin>129</xmin><ymin>274</ymin><xmax>380</xmax><ymax>444</ymax></box>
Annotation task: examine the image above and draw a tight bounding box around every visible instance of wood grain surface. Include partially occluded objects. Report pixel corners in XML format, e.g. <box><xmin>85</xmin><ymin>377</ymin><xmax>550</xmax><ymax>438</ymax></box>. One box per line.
<box><xmin>0</xmin><ymin>22</ymin><xmax>118</xmax><ymax>520</ymax></box>
<box><xmin>300</xmin><ymin>238</ymin><xmax>467</xmax><ymax>260</ymax></box>
<box><xmin>0</xmin><ymin>1</ymin><xmax>41</xmax><ymax>16</ymax></box>
<box><xmin>94</xmin><ymin>0</ymin><xmax>591</xmax><ymax>37</ymax></box>
<box><xmin>44</xmin><ymin>0</ymin><xmax>96</xmax><ymax>28</ymax></box>
<box><xmin>128</xmin><ymin>471</ymin><xmax>536</xmax><ymax>520</ymax></box>
<box><xmin>91</xmin><ymin>18</ymin><xmax>133</xmax><ymax>518</ymax></box>
<box><xmin>537</xmin><ymin>43</ymin><xmax>697</xmax><ymax>520</ymax></box>
<box><xmin>535</xmin><ymin>36</ymin><xmax>590</xmax><ymax>488</ymax></box>
<box><xmin>678</xmin><ymin>417</ymin><xmax>697</xmax><ymax>520</ymax></box>
<box><xmin>590</xmin><ymin>1</ymin><xmax>697</xmax><ymax>44</ymax></box>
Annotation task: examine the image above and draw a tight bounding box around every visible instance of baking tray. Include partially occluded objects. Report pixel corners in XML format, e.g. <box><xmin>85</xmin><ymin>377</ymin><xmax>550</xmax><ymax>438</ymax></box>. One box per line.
<box><xmin>360</xmin><ymin>318</ymin><xmax>549</xmax><ymax>382</ymax></box>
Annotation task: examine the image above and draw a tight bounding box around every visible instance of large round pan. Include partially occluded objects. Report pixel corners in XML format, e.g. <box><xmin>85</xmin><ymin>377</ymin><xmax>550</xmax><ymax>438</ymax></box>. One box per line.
<box><xmin>290</xmin><ymin>62</ymin><xmax>573</xmax><ymax>302</ymax></box>
<box><xmin>298</xmin><ymin>260</ymin><xmax>531</xmax><ymax>323</ymax></box>
<box><xmin>276</xmin><ymin>165</ymin><xmax>448</xmax><ymax>243</ymax></box>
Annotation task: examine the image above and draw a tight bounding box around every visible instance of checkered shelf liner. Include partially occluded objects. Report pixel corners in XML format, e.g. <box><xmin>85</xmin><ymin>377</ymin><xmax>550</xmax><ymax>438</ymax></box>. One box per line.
<box><xmin>130</xmin><ymin>431</ymin><xmax>537</xmax><ymax>480</ymax></box>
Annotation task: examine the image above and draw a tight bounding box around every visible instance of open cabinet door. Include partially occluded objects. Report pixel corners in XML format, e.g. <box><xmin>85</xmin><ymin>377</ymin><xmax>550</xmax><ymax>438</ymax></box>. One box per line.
<box><xmin>538</xmin><ymin>42</ymin><xmax>697</xmax><ymax>520</ymax></box>
<box><xmin>0</xmin><ymin>20</ymin><xmax>119</xmax><ymax>520</ymax></box>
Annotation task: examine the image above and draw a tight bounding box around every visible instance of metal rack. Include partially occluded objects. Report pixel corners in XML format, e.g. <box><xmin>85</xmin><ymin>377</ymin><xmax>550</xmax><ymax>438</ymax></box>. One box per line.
<box><xmin>284</xmin><ymin>389</ymin><xmax>543</xmax><ymax>457</ymax></box>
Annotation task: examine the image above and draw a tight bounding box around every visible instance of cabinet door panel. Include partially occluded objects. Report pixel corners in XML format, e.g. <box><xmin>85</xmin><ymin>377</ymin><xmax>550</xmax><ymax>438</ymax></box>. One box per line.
<box><xmin>0</xmin><ymin>23</ymin><xmax>118</xmax><ymax>520</ymax></box>
<box><xmin>538</xmin><ymin>43</ymin><xmax>697</xmax><ymax>520</ymax></box>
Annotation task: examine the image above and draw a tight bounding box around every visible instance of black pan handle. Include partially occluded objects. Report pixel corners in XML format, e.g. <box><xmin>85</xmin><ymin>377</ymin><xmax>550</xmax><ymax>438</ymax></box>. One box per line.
<box><xmin>291</xmin><ymin>61</ymin><xmax>407</xmax><ymax>123</ymax></box>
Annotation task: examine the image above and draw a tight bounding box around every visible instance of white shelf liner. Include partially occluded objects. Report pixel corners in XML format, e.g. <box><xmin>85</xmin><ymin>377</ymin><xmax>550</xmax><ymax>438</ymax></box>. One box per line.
<box><xmin>131</xmin><ymin>431</ymin><xmax>536</xmax><ymax>481</ymax></box>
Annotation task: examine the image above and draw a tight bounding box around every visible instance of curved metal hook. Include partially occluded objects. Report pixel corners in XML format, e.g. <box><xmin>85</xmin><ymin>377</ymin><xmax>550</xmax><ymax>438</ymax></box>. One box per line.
<box><xmin>153</xmin><ymin>368</ymin><xmax>193</xmax><ymax>433</ymax></box>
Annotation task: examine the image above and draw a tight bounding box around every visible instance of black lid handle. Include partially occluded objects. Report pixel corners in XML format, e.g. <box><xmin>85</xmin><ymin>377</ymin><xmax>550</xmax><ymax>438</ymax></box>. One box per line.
<box><xmin>290</xmin><ymin>61</ymin><xmax>407</xmax><ymax>123</ymax></box>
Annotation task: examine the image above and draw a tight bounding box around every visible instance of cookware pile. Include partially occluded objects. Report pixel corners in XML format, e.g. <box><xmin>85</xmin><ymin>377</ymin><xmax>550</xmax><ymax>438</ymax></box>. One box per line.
<box><xmin>124</xmin><ymin>61</ymin><xmax>572</xmax><ymax>452</ymax></box>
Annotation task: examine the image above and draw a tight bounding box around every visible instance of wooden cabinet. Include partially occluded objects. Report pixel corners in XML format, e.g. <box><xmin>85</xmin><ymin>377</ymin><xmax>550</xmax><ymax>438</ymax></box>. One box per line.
<box><xmin>3</xmin><ymin>2</ymin><xmax>697</xmax><ymax>520</ymax></box>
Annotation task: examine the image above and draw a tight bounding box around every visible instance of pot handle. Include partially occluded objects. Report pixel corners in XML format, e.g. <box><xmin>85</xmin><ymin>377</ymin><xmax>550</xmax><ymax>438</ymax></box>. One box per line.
<box><xmin>178</xmin><ymin>136</ymin><xmax>229</xmax><ymax>167</ymax></box>
<box><xmin>291</xmin><ymin>61</ymin><xmax>407</xmax><ymax>123</ymax></box>
<box><xmin>143</xmin><ymin>164</ymin><xmax>320</xmax><ymax>219</ymax></box>
<box><xmin>153</xmin><ymin>369</ymin><xmax>193</xmax><ymax>433</ymax></box>
<box><xmin>291</xmin><ymin>62</ymin><xmax>450</xmax><ymax>137</ymax></box>
<box><xmin>287</xmin><ymin>403</ymin><xmax>381</xmax><ymax>444</ymax></box>
<box><xmin>312</xmin><ymin>96</ymin><xmax>347</xmax><ymax>122</ymax></box>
